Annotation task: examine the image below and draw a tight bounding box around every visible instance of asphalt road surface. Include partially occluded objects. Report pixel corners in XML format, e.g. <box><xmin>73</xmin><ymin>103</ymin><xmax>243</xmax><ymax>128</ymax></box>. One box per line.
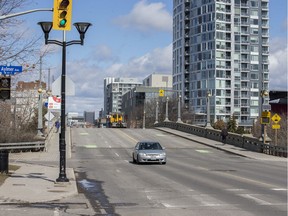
<box><xmin>70</xmin><ymin>128</ymin><xmax>287</xmax><ymax>216</ymax></box>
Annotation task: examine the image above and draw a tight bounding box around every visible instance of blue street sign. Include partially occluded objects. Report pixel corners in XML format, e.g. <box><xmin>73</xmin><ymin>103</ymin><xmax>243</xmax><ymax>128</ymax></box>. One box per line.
<box><xmin>0</xmin><ymin>65</ymin><xmax>23</xmax><ymax>75</ymax></box>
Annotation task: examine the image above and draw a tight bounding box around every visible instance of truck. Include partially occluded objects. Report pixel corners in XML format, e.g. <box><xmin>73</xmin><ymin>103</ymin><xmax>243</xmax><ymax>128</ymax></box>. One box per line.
<box><xmin>107</xmin><ymin>112</ymin><xmax>127</xmax><ymax>128</ymax></box>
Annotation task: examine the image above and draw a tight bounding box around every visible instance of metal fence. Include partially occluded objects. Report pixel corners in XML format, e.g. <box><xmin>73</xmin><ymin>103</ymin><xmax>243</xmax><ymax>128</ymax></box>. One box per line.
<box><xmin>0</xmin><ymin>141</ymin><xmax>45</xmax><ymax>152</ymax></box>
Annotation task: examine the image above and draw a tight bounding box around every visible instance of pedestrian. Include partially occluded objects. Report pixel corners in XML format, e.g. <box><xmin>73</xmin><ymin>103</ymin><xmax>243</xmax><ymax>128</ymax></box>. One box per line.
<box><xmin>55</xmin><ymin>120</ymin><xmax>60</xmax><ymax>133</ymax></box>
<box><xmin>221</xmin><ymin>127</ymin><xmax>228</xmax><ymax>144</ymax></box>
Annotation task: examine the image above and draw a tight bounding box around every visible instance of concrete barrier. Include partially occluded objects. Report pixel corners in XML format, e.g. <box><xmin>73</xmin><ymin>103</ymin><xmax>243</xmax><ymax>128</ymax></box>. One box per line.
<box><xmin>154</xmin><ymin>122</ymin><xmax>287</xmax><ymax>157</ymax></box>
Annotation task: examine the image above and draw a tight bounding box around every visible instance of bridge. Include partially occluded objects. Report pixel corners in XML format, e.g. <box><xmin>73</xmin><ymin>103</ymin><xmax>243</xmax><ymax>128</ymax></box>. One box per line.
<box><xmin>155</xmin><ymin>121</ymin><xmax>287</xmax><ymax>158</ymax></box>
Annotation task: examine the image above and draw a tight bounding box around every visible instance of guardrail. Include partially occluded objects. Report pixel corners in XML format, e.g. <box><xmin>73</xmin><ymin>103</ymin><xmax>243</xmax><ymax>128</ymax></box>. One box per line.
<box><xmin>0</xmin><ymin>141</ymin><xmax>45</xmax><ymax>152</ymax></box>
<box><xmin>155</xmin><ymin>121</ymin><xmax>287</xmax><ymax>158</ymax></box>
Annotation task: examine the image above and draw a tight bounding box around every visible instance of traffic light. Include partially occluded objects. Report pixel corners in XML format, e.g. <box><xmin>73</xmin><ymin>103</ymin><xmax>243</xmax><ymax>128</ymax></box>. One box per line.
<box><xmin>0</xmin><ymin>76</ymin><xmax>11</xmax><ymax>100</ymax></box>
<box><xmin>53</xmin><ymin>0</ymin><xmax>72</xmax><ymax>31</ymax></box>
<box><xmin>261</xmin><ymin>117</ymin><xmax>270</xmax><ymax>124</ymax></box>
<box><xmin>261</xmin><ymin>111</ymin><xmax>270</xmax><ymax>124</ymax></box>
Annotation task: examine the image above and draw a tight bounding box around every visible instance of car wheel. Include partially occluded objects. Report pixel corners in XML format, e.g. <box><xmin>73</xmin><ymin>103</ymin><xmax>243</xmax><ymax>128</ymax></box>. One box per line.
<box><xmin>162</xmin><ymin>162</ymin><xmax>166</xmax><ymax>165</ymax></box>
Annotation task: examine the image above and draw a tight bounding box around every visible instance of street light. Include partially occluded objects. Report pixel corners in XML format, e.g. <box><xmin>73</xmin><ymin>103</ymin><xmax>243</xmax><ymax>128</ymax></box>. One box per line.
<box><xmin>205</xmin><ymin>90</ymin><xmax>212</xmax><ymax>128</ymax></box>
<box><xmin>154</xmin><ymin>101</ymin><xmax>159</xmax><ymax>124</ymax></box>
<box><xmin>176</xmin><ymin>94</ymin><xmax>182</xmax><ymax>123</ymax></box>
<box><xmin>38</xmin><ymin>21</ymin><xmax>91</xmax><ymax>182</ymax></box>
<box><xmin>260</xmin><ymin>90</ymin><xmax>269</xmax><ymax>144</ymax></box>
<box><xmin>164</xmin><ymin>96</ymin><xmax>169</xmax><ymax>122</ymax></box>
<box><xmin>37</xmin><ymin>55</ymin><xmax>44</xmax><ymax>137</ymax></box>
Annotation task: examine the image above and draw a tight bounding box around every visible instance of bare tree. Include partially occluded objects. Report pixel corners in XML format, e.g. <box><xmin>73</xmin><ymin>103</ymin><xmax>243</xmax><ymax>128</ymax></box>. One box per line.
<box><xmin>0</xmin><ymin>0</ymin><xmax>43</xmax><ymax>67</ymax></box>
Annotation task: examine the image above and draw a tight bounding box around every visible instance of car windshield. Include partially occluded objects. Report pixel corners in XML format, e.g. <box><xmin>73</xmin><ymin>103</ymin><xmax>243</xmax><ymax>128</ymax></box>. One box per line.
<box><xmin>139</xmin><ymin>142</ymin><xmax>162</xmax><ymax>150</ymax></box>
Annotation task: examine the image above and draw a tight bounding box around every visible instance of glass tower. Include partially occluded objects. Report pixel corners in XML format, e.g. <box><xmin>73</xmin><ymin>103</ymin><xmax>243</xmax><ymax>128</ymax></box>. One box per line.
<box><xmin>173</xmin><ymin>0</ymin><xmax>269</xmax><ymax>126</ymax></box>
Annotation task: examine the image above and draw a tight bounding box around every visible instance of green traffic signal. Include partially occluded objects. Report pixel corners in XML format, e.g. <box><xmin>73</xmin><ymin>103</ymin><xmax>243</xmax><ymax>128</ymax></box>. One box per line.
<box><xmin>59</xmin><ymin>19</ymin><xmax>67</xmax><ymax>26</ymax></box>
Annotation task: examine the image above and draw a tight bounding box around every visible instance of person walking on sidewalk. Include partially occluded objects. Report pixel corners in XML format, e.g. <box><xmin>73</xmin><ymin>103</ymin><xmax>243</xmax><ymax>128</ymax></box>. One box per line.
<box><xmin>221</xmin><ymin>127</ymin><xmax>228</xmax><ymax>144</ymax></box>
<box><xmin>55</xmin><ymin>120</ymin><xmax>60</xmax><ymax>133</ymax></box>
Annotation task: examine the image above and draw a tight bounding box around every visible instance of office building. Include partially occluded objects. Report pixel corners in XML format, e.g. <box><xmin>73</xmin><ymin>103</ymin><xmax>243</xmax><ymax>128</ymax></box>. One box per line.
<box><xmin>104</xmin><ymin>77</ymin><xmax>142</xmax><ymax>115</ymax></box>
<box><xmin>143</xmin><ymin>74</ymin><xmax>172</xmax><ymax>88</ymax></box>
<box><xmin>84</xmin><ymin>111</ymin><xmax>95</xmax><ymax>125</ymax></box>
<box><xmin>173</xmin><ymin>0</ymin><xmax>269</xmax><ymax>126</ymax></box>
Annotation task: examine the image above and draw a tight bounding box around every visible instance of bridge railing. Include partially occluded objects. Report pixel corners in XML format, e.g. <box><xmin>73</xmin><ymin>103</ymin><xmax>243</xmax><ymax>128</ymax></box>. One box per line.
<box><xmin>155</xmin><ymin>121</ymin><xmax>287</xmax><ymax>157</ymax></box>
<box><xmin>0</xmin><ymin>119</ymin><xmax>58</xmax><ymax>153</ymax></box>
<box><xmin>0</xmin><ymin>141</ymin><xmax>45</xmax><ymax>152</ymax></box>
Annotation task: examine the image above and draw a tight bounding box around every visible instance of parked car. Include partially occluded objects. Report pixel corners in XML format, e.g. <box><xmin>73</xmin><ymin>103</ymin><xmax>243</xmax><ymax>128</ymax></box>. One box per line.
<box><xmin>132</xmin><ymin>141</ymin><xmax>166</xmax><ymax>164</ymax></box>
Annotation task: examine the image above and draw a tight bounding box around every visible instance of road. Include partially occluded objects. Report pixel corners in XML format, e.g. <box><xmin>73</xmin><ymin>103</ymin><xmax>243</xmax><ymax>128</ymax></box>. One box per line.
<box><xmin>69</xmin><ymin>127</ymin><xmax>287</xmax><ymax>216</ymax></box>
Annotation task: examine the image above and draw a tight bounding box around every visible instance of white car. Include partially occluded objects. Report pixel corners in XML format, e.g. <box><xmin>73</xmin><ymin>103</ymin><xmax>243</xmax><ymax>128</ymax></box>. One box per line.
<box><xmin>132</xmin><ymin>141</ymin><xmax>166</xmax><ymax>164</ymax></box>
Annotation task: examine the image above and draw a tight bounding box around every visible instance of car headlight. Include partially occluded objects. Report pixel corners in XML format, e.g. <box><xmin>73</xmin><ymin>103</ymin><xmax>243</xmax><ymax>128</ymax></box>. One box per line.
<box><xmin>160</xmin><ymin>153</ymin><xmax>166</xmax><ymax>156</ymax></box>
<box><xmin>139</xmin><ymin>153</ymin><xmax>146</xmax><ymax>156</ymax></box>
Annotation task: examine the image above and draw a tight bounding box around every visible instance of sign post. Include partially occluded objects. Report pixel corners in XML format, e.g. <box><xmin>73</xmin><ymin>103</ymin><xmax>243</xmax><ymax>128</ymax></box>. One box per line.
<box><xmin>271</xmin><ymin>113</ymin><xmax>281</xmax><ymax>146</ymax></box>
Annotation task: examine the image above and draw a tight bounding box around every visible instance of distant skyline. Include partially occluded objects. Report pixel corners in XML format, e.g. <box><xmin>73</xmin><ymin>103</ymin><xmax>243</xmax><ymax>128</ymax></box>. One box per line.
<box><xmin>6</xmin><ymin>0</ymin><xmax>288</xmax><ymax>116</ymax></box>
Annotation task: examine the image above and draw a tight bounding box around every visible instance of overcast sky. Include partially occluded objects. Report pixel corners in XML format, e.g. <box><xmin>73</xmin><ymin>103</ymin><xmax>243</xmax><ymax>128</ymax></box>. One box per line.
<box><xmin>10</xmin><ymin>0</ymin><xmax>288</xmax><ymax>116</ymax></box>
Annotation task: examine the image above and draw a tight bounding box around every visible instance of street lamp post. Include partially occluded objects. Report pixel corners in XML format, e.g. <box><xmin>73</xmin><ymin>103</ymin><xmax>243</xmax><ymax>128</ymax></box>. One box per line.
<box><xmin>37</xmin><ymin>88</ymin><xmax>43</xmax><ymax>136</ymax></box>
<box><xmin>164</xmin><ymin>96</ymin><xmax>169</xmax><ymax>122</ymax></box>
<box><xmin>205</xmin><ymin>91</ymin><xmax>212</xmax><ymax>128</ymax></box>
<box><xmin>260</xmin><ymin>90</ymin><xmax>269</xmax><ymax>144</ymax></box>
<box><xmin>38</xmin><ymin>21</ymin><xmax>91</xmax><ymax>182</ymax></box>
<box><xmin>154</xmin><ymin>101</ymin><xmax>159</xmax><ymax>124</ymax></box>
<box><xmin>176</xmin><ymin>94</ymin><xmax>182</xmax><ymax>123</ymax></box>
<box><xmin>37</xmin><ymin>55</ymin><xmax>44</xmax><ymax>137</ymax></box>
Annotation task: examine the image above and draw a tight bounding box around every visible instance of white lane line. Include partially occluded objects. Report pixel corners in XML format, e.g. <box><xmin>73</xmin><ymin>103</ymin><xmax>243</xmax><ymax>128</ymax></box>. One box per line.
<box><xmin>195</xmin><ymin>149</ymin><xmax>212</xmax><ymax>153</ymax></box>
<box><xmin>79</xmin><ymin>133</ymin><xmax>89</xmax><ymax>135</ymax></box>
<box><xmin>226</xmin><ymin>189</ymin><xmax>244</xmax><ymax>192</ymax></box>
<box><xmin>271</xmin><ymin>188</ymin><xmax>287</xmax><ymax>191</ymax></box>
<box><xmin>84</xmin><ymin>145</ymin><xmax>97</xmax><ymax>148</ymax></box>
<box><xmin>109</xmin><ymin>145</ymin><xmax>112</xmax><ymax>148</ymax></box>
<box><xmin>115</xmin><ymin>153</ymin><xmax>119</xmax><ymax>157</ymax></box>
<box><xmin>239</xmin><ymin>194</ymin><xmax>271</xmax><ymax>205</ymax></box>
<box><xmin>156</xmin><ymin>134</ymin><xmax>166</xmax><ymax>137</ymax></box>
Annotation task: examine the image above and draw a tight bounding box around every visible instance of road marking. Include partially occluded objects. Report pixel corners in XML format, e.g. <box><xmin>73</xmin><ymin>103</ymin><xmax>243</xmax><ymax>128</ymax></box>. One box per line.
<box><xmin>156</xmin><ymin>134</ymin><xmax>166</xmax><ymax>137</ymax></box>
<box><xmin>84</xmin><ymin>145</ymin><xmax>97</xmax><ymax>148</ymax></box>
<box><xmin>195</xmin><ymin>149</ymin><xmax>212</xmax><ymax>153</ymax></box>
<box><xmin>226</xmin><ymin>189</ymin><xmax>245</xmax><ymax>191</ymax></box>
<box><xmin>115</xmin><ymin>129</ymin><xmax>138</xmax><ymax>142</ymax></box>
<box><xmin>272</xmin><ymin>188</ymin><xmax>287</xmax><ymax>191</ymax></box>
<box><xmin>239</xmin><ymin>194</ymin><xmax>271</xmax><ymax>205</ymax></box>
<box><xmin>79</xmin><ymin>133</ymin><xmax>89</xmax><ymax>135</ymax></box>
<box><xmin>214</xmin><ymin>170</ymin><xmax>279</xmax><ymax>189</ymax></box>
<box><xmin>115</xmin><ymin>153</ymin><xmax>119</xmax><ymax>157</ymax></box>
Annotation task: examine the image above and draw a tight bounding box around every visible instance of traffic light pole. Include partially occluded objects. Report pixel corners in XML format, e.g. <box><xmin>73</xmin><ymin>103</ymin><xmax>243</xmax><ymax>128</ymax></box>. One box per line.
<box><xmin>58</xmin><ymin>31</ymin><xmax>68</xmax><ymax>182</ymax></box>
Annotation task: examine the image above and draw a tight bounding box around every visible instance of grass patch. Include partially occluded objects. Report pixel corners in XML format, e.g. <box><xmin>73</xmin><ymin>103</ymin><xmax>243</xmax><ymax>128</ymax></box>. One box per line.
<box><xmin>0</xmin><ymin>164</ymin><xmax>20</xmax><ymax>185</ymax></box>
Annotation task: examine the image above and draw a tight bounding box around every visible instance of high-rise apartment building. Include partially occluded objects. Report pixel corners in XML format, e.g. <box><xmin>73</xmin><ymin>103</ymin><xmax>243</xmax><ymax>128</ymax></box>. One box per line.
<box><xmin>173</xmin><ymin>0</ymin><xmax>269</xmax><ymax>126</ymax></box>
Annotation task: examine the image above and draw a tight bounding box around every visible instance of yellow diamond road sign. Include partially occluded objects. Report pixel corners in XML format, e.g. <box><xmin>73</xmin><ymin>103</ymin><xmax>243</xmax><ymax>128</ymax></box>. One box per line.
<box><xmin>159</xmin><ymin>89</ymin><xmax>164</xmax><ymax>97</ymax></box>
<box><xmin>271</xmin><ymin>114</ymin><xmax>281</xmax><ymax>124</ymax></box>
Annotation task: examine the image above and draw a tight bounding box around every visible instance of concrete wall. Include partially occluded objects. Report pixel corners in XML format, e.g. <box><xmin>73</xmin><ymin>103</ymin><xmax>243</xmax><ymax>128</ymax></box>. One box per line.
<box><xmin>155</xmin><ymin>122</ymin><xmax>287</xmax><ymax>157</ymax></box>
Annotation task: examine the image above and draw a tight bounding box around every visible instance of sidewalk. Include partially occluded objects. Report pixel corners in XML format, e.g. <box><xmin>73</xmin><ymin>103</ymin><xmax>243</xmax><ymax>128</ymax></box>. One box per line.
<box><xmin>155</xmin><ymin>127</ymin><xmax>287</xmax><ymax>162</ymax></box>
<box><xmin>0</xmin><ymin>129</ymin><xmax>78</xmax><ymax>203</ymax></box>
